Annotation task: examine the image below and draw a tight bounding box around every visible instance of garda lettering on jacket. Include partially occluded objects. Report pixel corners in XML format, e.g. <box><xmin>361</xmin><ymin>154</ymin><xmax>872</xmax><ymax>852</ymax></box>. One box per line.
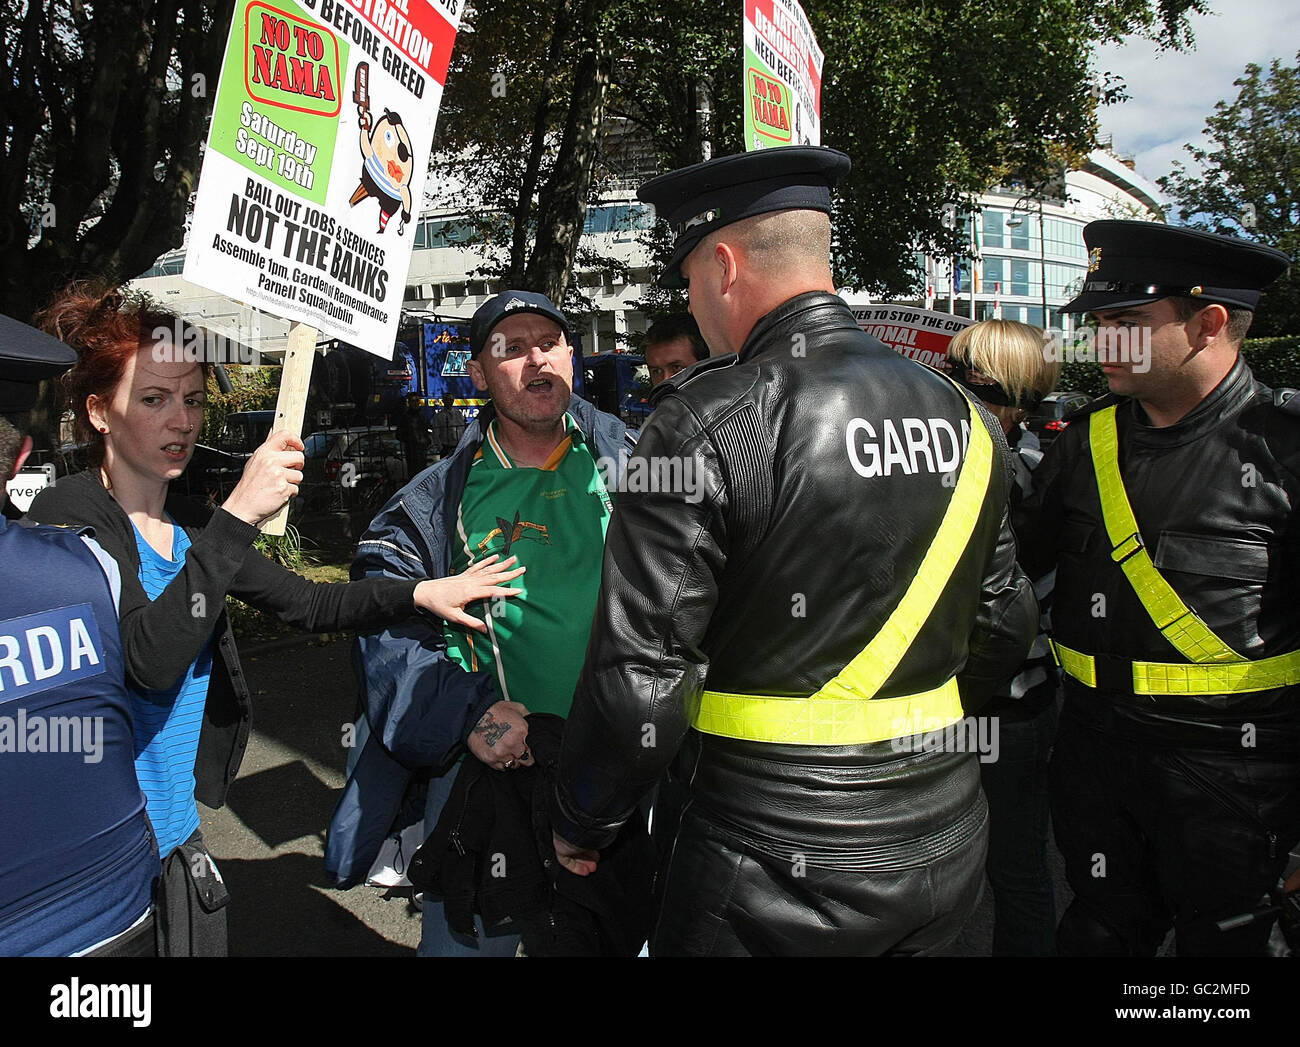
<box><xmin>844</xmin><ymin>417</ymin><xmax>971</xmax><ymax>478</ymax></box>
<box><xmin>0</xmin><ymin>603</ymin><xmax>106</xmax><ymax>704</ymax></box>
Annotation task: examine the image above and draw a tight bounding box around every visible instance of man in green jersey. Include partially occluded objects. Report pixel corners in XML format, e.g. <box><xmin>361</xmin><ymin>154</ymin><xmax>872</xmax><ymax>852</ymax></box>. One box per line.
<box><xmin>324</xmin><ymin>290</ymin><xmax>637</xmax><ymax>956</ymax></box>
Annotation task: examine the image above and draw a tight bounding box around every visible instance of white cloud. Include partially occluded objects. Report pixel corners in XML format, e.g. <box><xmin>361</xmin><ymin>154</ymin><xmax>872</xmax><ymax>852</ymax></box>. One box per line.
<box><xmin>1094</xmin><ymin>0</ymin><xmax>1300</xmax><ymax>187</ymax></box>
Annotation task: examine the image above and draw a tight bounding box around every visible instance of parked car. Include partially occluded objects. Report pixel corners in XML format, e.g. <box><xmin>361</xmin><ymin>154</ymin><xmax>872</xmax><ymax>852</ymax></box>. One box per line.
<box><xmin>171</xmin><ymin>443</ymin><xmax>247</xmax><ymax>505</ymax></box>
<box><xmin>299</xmin><ymin>426</ymin><xmax>406</xmax><ymax>515</ymax></box>
<box><xmin>169</xmin><ymin>411</ymin><xmax>277</xmax><ymax>507</ymax></box>
<box><xmin>1025</xmin><ymin>391</ymin><xmax>1092</xmax><ymax>448</ymax></box>
<box><xmin>216</xmin><ymin>410</ymin><xmax>276</xmax><ymax>455</ymax></box>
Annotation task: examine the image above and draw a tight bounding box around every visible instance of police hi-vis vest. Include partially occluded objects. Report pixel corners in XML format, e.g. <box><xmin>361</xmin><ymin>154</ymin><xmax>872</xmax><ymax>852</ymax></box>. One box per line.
<box><xmin>690</xmin><ymin>393</ymin><xmax>993</xmax><ymax>745</ymax></box>
<box><xmin>1050</xmin><ymin>406</ymin><xmax>1300</xmax><ymax>695</ymax></box>
<box><xmin>0</xmin><ymin>516</ymin><xmax>156</xmax><ymax>956</ymax></box>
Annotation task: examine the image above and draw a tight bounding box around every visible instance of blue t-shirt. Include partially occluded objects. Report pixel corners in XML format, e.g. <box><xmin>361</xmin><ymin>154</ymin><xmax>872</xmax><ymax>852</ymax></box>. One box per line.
<box><xmin>130</xmin><ymin>520</ymin><xmax>214</xmax><ymax>855</ymax></box>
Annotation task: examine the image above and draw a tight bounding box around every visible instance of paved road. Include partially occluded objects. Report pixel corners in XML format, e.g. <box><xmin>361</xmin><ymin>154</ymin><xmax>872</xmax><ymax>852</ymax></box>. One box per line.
<box><xmin>200</xmin><ymin>635</ymin><xmax>421</xmax><ymax>956</ymax></box>
<box><xmin>203</xmin><ymin>633</ymin><xmax>1072</xmax><ymax>957</ymax></box>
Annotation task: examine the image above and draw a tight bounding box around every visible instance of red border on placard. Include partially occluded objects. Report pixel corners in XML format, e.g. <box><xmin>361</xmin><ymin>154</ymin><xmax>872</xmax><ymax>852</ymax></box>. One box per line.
<box><xmin>244</xmin><ymin>2</ymin><xmax>343</xmax><ymax>118</ymax></box>
<box><xmin>747</xmin><ymin>65</ymin><xmax>792</xmax><ymax>143</ymax></box>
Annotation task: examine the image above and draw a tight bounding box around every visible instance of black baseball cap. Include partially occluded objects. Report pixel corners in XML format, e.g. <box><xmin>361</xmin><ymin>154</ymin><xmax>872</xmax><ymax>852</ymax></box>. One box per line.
<box><xmin>1062</xmin><ymin>220</ymin><xmax>1291</xmax><ymax>315</ymax></box>
<box><xmin>469</xmin><ymin>290</ymin><xmax>571</xmax><ymax>358</ymax></box>
<box><xmin>0</xmin><ymin>313</ymin><xmax>78</xmax><ymax>417</ymax></box>
<box><xmin>637</xmin><ymin>146</ymin><xmax>852</xmax><ymax>289</ymax></box>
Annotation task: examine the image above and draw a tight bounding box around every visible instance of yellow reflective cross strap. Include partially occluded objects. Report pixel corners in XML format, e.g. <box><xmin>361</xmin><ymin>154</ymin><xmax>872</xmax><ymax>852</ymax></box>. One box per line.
<box><xmin>1055</xmin><ymin>406</ymin><xmax>1300</xmax><ymax>695</ymax></box>
<box><xmin>1050</xmin><ymin>639</ymin><xmax>1300</xmax><ymax>696</ymax></box>
<box><xmin>690</xmin><ymin>678</ymin><xmax>963</xmax><ymax>746</ymax></box>
<box><xmin>690</xmin><ymin>392</ymin><xmax>993</xmax><ymax>745</ymax></box>
<box><xmin>1089</xmin><ymin>406</ymin><xmax>1241</xmax><ymax>664</ymax></box>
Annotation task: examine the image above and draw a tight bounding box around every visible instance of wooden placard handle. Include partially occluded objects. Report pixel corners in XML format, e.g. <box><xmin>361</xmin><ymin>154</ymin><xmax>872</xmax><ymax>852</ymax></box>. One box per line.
<box><xmin>261</xmin><ymin>320</ymin><xmax>317</xmax><ymax>536</ymax></box>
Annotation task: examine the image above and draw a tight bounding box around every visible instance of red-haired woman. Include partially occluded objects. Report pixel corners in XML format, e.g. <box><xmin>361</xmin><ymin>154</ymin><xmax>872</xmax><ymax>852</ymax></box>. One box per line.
<box><xmin>28</xmin><ymin>282</ymin><xmax>521</xmax><ymax>954</ymax></box>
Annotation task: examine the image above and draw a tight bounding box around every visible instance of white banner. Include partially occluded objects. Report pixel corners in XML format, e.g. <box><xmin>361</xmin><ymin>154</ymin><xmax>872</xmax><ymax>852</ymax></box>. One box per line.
<box><xmin>841</xmin><ymin>301</ymin><xmax>974</xmax><ymax>370</ymax></box>
<box><xmin>185</xmin><ymin>0</ymin><xmax>463</xmax><ymax>357</ymax></box>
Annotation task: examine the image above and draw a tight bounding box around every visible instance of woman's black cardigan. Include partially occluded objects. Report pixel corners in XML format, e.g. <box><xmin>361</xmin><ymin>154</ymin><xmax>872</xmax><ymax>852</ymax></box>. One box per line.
<box><xmin>29</xmin><ymin>471</ymin><xmax>418</xmax><ymax>809</ymax></box>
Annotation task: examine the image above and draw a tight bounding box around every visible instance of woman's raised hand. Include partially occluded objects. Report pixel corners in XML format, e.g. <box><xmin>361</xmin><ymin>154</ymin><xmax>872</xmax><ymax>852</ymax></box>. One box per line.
<box><xmin>222</xmin><ymin>430</ymin><xmax>306</xmax><ymax>526</ymax></box>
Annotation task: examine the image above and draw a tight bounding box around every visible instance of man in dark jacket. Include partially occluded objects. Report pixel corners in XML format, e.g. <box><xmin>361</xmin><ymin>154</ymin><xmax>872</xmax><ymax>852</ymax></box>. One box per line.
<box><xmin>324</xmin><ymin>290</ymin><xmax>637</xmax><ymax>956</ymax></box>
<box><xmin>1015</xmin><ymin>221</ymin><xmax>1299</xmax><ymax>956</ymax></box>
<box><xmin>551</xmin><ymin>146</ymin><xmax>1038</xmax><ymax>956</ymax></box>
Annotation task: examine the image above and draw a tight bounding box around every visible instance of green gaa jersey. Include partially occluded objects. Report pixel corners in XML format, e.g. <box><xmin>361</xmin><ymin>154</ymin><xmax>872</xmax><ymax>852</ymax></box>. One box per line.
<box><xmin>445</xmin><ymin>413</ymin><xmax>613</xmax><ymax>717</ymax></box>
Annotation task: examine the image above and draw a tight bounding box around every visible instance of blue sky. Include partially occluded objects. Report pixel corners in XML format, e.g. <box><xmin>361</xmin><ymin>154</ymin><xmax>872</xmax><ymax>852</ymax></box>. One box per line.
<box><xmin>1094</xmin><ymin>0</ymin><xmax>1299</xmax><ymax>193</ymax></box>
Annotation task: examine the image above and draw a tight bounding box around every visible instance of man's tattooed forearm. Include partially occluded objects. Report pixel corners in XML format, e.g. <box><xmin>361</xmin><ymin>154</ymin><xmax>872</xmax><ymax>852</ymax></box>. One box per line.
<box><xmin>473</xmin><ymin>712</ymin><xmax>512</xmax><ymax>748</ymax></box>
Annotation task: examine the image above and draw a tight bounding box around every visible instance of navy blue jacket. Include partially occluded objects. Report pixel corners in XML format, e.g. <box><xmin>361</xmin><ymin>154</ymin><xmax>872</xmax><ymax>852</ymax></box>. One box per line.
<box><xmin>324</xmin><ymin>396</ymin><xmax>634</xmax><ymax>886</ymax></box>
<box><xmin>0</xmin><ymin>517</ymin><xmax>157</xmax><ymax>955</ymax></box>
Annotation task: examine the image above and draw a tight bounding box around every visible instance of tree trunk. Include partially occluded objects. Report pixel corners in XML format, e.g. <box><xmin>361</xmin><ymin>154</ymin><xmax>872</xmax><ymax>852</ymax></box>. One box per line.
<box><xmin>524</xmin><ymin>3</ymin><xmax>610</xmax><ymax>303</ymax></box>
<box><xmin>505</xmin><ymin>0</ymin><xmax>571</xmax><ymax>287</ymax></box>
<box><xmin>0</xmin><ymin>0</ymin><xmax>234</xmax><ymax>323</ymax></box>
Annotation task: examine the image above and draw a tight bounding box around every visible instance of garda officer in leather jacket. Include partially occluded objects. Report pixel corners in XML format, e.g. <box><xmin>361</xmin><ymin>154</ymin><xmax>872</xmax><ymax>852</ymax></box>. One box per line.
<box><xmin>1015</xmin><ymin>221</ymin><xmax>1298</xmax><ymax>956</ymax></box>
<box><xmin>550</xmin><ymin>146</ymin><xmax>1038</xmax><ymax>956</ymax></box>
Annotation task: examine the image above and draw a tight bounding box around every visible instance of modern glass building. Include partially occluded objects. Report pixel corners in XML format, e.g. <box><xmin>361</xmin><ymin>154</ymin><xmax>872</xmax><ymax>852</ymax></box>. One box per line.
<box><xmin>920</xmin><ymin>148</ymin><xmax>1165</xmax><ymax>332</ymax></box>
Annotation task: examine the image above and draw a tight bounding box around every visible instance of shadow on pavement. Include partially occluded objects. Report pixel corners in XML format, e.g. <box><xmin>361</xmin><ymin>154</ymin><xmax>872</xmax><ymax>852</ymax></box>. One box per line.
<box><xmin>221</xmin><ymin>852</ymin><xmax>416</xmax><ymax>956</ymax></box>
<box><xmin>242</xmin><ymin>638</ymin><xmax>358</xmax><ymax>777</ymax></box>
<box><xmin>226</xmin><ymin>760</ymin><xmax>342</xmax><ymax>849</ymax></box>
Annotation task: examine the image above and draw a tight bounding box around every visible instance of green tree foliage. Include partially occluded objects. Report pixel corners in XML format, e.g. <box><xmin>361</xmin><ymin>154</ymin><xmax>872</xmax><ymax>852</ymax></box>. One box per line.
<box><xmin>438</xmin><ymin>0</ymin><xmax>1205</xmax><ymax>315</ymax></box>
<box><xmin>201</xmin><ymin>363</ymin><xmax>280</xmax><ymax>445</ymax></box>
<box><xmin>818</xmin><ymin>0</ymin><xmax>1203</xmax><ymax>296</ymax></box>
<box><xmin>432</xmin><ymin>0</ymin><xmax>615</xmax><ymax>307</ymax></box>
<box><xmin>0</xmin><ymin>1</ymin><xmax>236</xmax><ymax>321</ymax></box>
<box><xmin>1159</xmin><ymin>54</ymin><xmax>1300</xmax><ymax>337</ymax></box>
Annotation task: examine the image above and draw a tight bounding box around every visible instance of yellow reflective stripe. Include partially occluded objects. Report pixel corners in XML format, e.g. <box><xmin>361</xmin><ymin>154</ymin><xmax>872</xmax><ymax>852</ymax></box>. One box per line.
<box><xmin>817</xmin><ymin>396</ymin><xmax>993</xmax><ymax>703</ymax></box>
<box><xmin>1133</xmin><ymin>652</ymin><xmax>1300</xmax><ymax>694</ymax></box>
<box><xmin>691</xmin><ymin>678</ymin><xmax>962</xmax><ymax>746</ymax></box>
<box><xmin>689</xmin><ymin>389</ymin><xmax>991</xmax><ymax>745</ymax></box>
<box><xmin>1050</xmin><ymin>640</ymin><xmax>1300</xmax><ymax>695</ymax></box>
<box><xmin>1050</xmin><ymin>640</ymin><xmax>1097</xmax><ymax>688</ymax></box>
<box><xmin>1089</xmin><ymin>407</ymin><xmax>1241</xmax><ymax>663</ymax></box>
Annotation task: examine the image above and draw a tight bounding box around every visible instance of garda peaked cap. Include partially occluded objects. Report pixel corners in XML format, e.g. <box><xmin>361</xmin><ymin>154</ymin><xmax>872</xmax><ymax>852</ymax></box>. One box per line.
<box><xmin>638</xmin><ymin>146</ymin><xmax>851</xmax><ymax>289</ymax></box>
<box><xmin>1062</xmin><ymin>220</ymin><xmax>1291</xmax><ymax>315</ymax></box>
<box><xmin>0</xmin><ymin>313</ymin><xmax>78</xmax><ymax>417</ymax></box>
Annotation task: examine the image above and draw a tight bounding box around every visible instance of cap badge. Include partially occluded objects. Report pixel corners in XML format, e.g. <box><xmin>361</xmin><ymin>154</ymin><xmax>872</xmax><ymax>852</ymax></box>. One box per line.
<box><xmin>503</xmin><ymin>297</ymin><xmax>528</xmax><ymax>311</ymax></box>
<box><xmin>1190</xmin><ymin>286</ymin><xmax>1203</xmax><ymax>296</ymax></box>
<box><xmin>681</xmin><ymin>208</ymin><xmax>721</xmax><ymax>234</ymax></box>
<box><xmin>1088</xmin><ymin>247</ymin><xmax>1102</xmax><ymax>273</ymax></box>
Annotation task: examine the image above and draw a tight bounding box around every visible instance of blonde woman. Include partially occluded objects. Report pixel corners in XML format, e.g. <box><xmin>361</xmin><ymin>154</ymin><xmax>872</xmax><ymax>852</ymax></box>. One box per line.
<box><xmin>947</xmin><ymin>318</ymin><xmax>1063</xmax><ymax>956</ymax></box>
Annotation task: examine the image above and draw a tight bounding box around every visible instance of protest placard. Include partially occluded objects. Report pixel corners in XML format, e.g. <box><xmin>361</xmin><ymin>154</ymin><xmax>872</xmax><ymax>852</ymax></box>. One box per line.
<box><xmin>184</xmin><ymin>0</ymin><xmax>463</xmax><ymax>531</ymax></box>
<box><xmin>742</xmin><ymin>0</ymin><xmax>823</xmax><ymax>150</ymax></box>
<box><xmin>185</xmin><ymin>0</ymin><xmax>463</xmax><ymax>355</ymax></box>
<box><xmin>841</xmin><ymin>302</ymin><xmax>975</xmax><ymax>371</ymax></box>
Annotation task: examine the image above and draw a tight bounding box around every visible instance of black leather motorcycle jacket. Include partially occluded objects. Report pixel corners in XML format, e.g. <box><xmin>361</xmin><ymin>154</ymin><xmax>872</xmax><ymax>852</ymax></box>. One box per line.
<box><xmin>553</xmin><ymin>293</ymin><xmax>1038</xmax><ymax>860</ymax></box>
<box><xmin>1016</xmin><ymin>356</ymin><xmax>1300</xmax><ymax>754</ymax></box>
